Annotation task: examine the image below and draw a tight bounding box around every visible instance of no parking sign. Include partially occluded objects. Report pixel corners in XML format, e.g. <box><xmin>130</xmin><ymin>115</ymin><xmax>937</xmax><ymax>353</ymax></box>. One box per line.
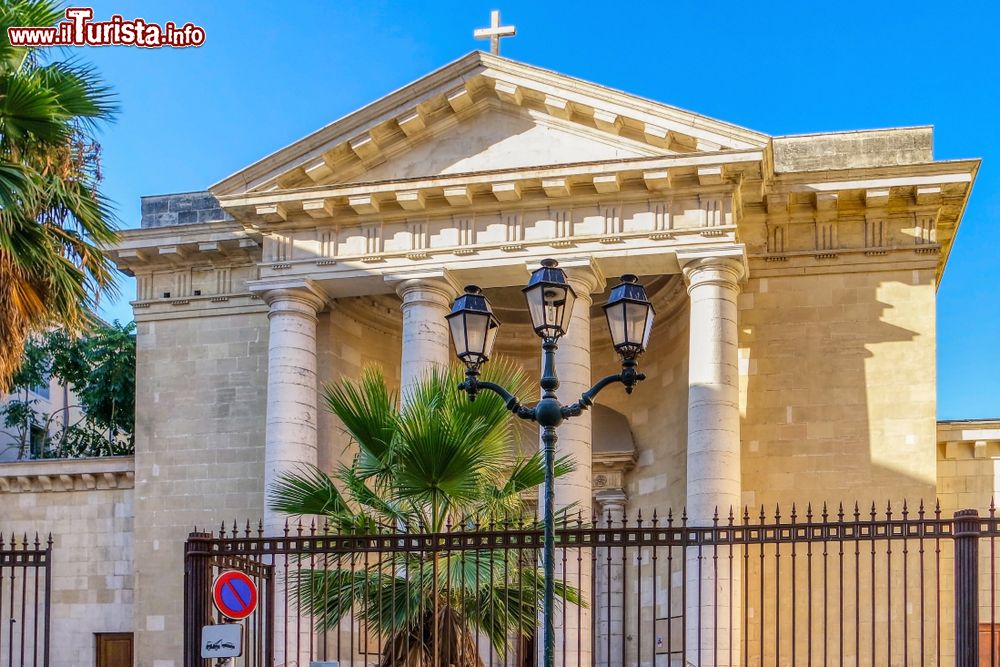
<box><xmin>211</xmin><ymin>570</ymin><xmax>258</xmax><ymax>620</ymax></box>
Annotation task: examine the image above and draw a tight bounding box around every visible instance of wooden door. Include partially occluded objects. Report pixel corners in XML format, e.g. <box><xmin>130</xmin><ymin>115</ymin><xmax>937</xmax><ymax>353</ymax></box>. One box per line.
<box><xmin>980</xmin><ymin>624</ymin><xmax>1000</xmax><ymax>666</ymax></box>
<box><xmin>515</xmin><ymin>632</ymin><xmax>535</xmax><ymax>667</ymax></box>
<box><xmin>96</xmin><ymin>633</ymin><xmax>133</xmax><ymax>667</ymax></box>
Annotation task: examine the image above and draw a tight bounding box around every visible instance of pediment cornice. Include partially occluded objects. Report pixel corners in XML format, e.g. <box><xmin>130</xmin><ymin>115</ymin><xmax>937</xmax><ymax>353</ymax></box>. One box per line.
<box><xmin>209</xmin><ymin>52</ymin><xmax>768</xmax><ymax>198</ymax></box>
<box><xmin>217</xmin><ymin>150</ymin><xmax>762</xmax><ymax>227</ymax></box>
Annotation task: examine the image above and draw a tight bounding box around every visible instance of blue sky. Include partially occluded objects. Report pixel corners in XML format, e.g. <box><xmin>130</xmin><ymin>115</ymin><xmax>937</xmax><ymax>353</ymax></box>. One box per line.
<box><xmin>79</xmin><ymin>1</ymin><xmax>999</xmax><ymax>419</ymax></box>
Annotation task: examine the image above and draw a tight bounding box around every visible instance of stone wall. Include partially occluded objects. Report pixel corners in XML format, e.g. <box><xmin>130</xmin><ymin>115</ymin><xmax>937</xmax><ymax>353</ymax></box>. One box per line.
<box><xmin>317</xmin><ymin>297</ymin><xmax>403</xmax><ymax>473</ymax></box>
<box><xmin>772</xmin><ymin>127</ymin><xmax>933</xmax><ymax>173</ymax></box>
<box><xmin>937</xmin><ymin>420</ymin><xmax>1000</xmax><ymax>513</ymax></box>
<box><xmin>936</xmin><ymin>420</ymin><xmax>1000</xmax><ymax>654</ymax></box>
<box><xmin>140</xmin><ymin>191</ymin><xmax>231</xmax><ymax>228</ymax></box>
<box><xmin>0</xmin><ymin>457</ymin><xmax>134</xmax><ymax>667</ymax></box>
<box><xmin>737</xmin><ymin>264</ymin><xmax>939</xmax><ymax>664</ymax></box>
<box><xmin>132</xmin><ymin>308</ymin><xmax>270</xmax><ymax>667</ymax></box>
<box><xmin>740</xmin><ymin>265</ymin><xmax>939</xmax><ymax>511</ymax></box>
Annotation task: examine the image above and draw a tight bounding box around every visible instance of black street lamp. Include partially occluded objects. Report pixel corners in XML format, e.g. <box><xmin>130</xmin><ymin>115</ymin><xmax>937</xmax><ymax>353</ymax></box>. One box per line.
<box><xmin>446</xmin><ymin>259</ymin><xmax>655</xmax><ymax>667</ymax></box>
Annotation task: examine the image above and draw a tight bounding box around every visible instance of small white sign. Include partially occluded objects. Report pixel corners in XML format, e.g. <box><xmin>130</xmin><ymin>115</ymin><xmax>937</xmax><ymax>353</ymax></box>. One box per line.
<box><xmin>201</xmin><ymin>623</ymin><xmax>242</xmax><ymax>659</ymax></box>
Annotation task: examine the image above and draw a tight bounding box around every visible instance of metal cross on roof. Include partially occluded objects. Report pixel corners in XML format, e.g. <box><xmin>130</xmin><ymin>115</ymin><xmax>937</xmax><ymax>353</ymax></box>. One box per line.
<box><xmin>474</xmin><ymin>10</ymin><xmax>516</xmax><ymax>55</ymax></box>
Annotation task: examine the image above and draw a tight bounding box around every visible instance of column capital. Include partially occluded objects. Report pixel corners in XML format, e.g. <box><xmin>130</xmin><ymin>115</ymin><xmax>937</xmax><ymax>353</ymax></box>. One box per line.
<box><xmin>385</xmin><ymin>269</ymin><xmax>460</xmax><ymax>304</ymax></box>
<box><xmin>677</xmin><ymin>249</ymin><xmax>747</xmax><ymax>293</ymax></box>
<box><xmin>252</xmin><ymin>279</ymin><xmax>327</xmax><ymax>316</ymax></box>
<box><xmin>394</xmin><ymin>278</ymin><xmax>458</xmax><ymax>307</ymax></box>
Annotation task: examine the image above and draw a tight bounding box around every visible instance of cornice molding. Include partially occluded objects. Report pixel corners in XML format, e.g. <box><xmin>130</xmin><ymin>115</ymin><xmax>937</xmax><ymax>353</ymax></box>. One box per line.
<box><xmin>209</xmin><ymin>51</ymin><xmax>766</xmax><ymax>197</ymax></box>
<box><xmin>215</xmin><ymin>152</ymin><xmax>759</xmax><ymax>225</ymax></box>
<box><xmin>0</xmin><ymin>456</ymin><xmax>135</xmax><ymax>494</ymax></box>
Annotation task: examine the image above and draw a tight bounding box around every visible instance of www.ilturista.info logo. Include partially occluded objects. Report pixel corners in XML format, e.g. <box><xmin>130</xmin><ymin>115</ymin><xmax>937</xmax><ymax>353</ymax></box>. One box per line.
<box><xmin>7</xmin><ymin>7</ymin><xmax>205</xmax><ymax>48</ymax></box>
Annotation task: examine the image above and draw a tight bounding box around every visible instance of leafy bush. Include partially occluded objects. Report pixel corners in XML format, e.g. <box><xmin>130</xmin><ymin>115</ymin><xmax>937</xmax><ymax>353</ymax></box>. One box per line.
<box><xmin>0</xmin><ymin>321</ymin><xmax>135</xmax><ymax>459</ymax></box>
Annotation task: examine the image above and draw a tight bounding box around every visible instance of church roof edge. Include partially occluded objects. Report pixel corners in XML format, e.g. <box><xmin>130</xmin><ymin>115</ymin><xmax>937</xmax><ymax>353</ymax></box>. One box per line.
<box><xmin>208</xmin><ymin>50</ymin><xmax>770</xmax><ymax>197</ymax></box>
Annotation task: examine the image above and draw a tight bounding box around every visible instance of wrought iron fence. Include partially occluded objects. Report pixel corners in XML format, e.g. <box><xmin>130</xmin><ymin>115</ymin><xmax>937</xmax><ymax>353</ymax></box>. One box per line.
<box><xmin>0</xmin><ymin>533</ymin><xmax>51</xmax><ymax>667</ymax></box>
<box><xmin>184</xmin><ymin>528</ymin><xmax>274</xmax><ymax>667</ymax></box>
<box><xmin>184</xmin><ymin>503</ymin><xmax>1000</xmax><ymax>667</ymax></box>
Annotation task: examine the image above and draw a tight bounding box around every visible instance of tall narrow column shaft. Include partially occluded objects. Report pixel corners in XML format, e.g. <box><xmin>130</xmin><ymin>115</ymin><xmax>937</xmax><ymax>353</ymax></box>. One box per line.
<box><xmin>261</xmin><ymin>284</ymin><xmax>325</xmax><ymax>667</ymax></box>
<box><xmin>263</xmin><ymin>286</ymin><xmax>325</xmax><ymax>533</ymax></box>
<box><xmin>682</xmin><ymin>256</ymin><xmax>744</xmax><ymax>666</ymax></box>
<box><xmin>594</xmin><ymin>489</ymin><xmax>628</xmax><ymax>667</ymax></box>
<box><xmin>397</xmin><ymin>278</ymin><xmax>455</xmax><ymax>401</ymax></box>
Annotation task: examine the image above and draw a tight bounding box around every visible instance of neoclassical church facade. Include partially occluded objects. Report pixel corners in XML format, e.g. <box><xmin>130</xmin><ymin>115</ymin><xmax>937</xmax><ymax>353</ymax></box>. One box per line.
<box><xmin>77</xmin><ymin>52</ymin><xmax>983</xmax><ymax>665</ymax></box>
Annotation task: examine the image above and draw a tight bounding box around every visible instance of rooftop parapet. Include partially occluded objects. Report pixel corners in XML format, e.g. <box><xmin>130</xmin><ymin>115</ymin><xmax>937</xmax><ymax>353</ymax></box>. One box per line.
<box><xmin>140</xmin><ymin>191</ymin><xmax>232</xmax><ymax>228</ymax></box>
<box><xmin>773</xmin><ymin>127</ymin><xmax>933</xmax><ymax>173</ymax></box>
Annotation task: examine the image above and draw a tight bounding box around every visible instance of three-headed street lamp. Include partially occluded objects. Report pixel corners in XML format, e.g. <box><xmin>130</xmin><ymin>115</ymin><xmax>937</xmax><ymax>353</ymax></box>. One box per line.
<box><xmin>446</xmin><ymin>259</ymin><xmax>655</xmax><ymax>667</ymax></box>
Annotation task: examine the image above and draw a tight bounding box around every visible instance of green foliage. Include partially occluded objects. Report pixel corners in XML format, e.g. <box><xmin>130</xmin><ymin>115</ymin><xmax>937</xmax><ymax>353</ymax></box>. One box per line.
<box><xmin>0</xmin><ymin>0</ymin><xmax>119</xmax><ymax>391</ymax></box>
<box><xmin>68</xmin><ymin>320</ymin><xmax>135</xmax><ymax>435</ymax></box>
<box><xmin>9</xmin><ymin>330</ymin><xmax>47</xmax><ymax>388</ymax></box>
<box><xmin>0</xmin><ymin>321</ymin><xmax>135</xmax><ymax>458</ymax></box>
<box><xmin>268</xmin><ymin>363</ymin><xmax>581</xmax><ymax>665</ymax></box>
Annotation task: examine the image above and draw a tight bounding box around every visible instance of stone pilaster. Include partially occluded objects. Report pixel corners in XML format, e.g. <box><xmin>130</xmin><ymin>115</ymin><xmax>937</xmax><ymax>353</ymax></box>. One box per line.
<box><xmin>680</xmin><ymin>253</ymin><xmax>745</xmax><ymax>666</ymax></box>
<box><xmin>594</xmin><ymin>488</ymin><xmax>628</xmax><ymax>667</ymax></box>
<box><xmin>395</xmin><ymin>278</ymin><xmax>456</xmax><ymax>401</ymax></box>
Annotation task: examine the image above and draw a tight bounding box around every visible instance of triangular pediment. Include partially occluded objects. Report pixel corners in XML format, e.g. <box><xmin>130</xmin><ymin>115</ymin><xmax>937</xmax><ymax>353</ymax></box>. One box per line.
<box><xmin>344</xmin><ymin>105</ymin><xmax>663</xmax><ymax>184</ymax></box>
<box><xmin>210</xmin><ymin>52</ymin><xmax>769</xmax><ymax>197</ymax></box>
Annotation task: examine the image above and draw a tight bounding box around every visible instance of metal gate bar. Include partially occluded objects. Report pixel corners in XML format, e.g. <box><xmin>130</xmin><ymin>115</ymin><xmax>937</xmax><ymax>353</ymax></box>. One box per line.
<box><xmin>183</xmin><ymin>504</ymin><xmax>1000</xmax><ymax>667</ymax></box>
<box><xmin>0</xmin><ymin>533</ymin><xmax>51</xmax><ymax>667</ymax></box>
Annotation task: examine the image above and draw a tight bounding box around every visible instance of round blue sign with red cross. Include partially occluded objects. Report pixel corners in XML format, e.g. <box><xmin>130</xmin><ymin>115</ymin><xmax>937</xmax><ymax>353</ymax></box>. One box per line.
<box><xmin>212</xmin><ymin>570</ymin><xmax>258</xmax><ymax>621</ymax></box>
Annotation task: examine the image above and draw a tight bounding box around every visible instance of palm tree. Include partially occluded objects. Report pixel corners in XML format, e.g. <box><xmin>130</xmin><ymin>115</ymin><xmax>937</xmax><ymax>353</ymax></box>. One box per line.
<box><xmin>0</xmin><ymin>0</ymin><xmax>119</xmax><ymax>390</ymax></box>
<box><xmin>268</xmin><ymin>363</ymin><xmax>582</xmax><ymax>667</ymax></box>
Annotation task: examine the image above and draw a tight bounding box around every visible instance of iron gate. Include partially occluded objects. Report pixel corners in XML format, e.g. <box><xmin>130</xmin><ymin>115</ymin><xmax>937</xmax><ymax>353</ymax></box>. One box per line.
<box><xmin>0</xmin><ymin>533</ymin><xmax>51</xmax><ymax>667</ymax></box>
<box><xmin>183</xmin><ymin>505</ymin><xmax>1000</xmax><ymax>667</ymax></box>
<box><xmin>184</xmin><ymin>527</ymin><xmax>274</xmax><ymax>667</ymax></box>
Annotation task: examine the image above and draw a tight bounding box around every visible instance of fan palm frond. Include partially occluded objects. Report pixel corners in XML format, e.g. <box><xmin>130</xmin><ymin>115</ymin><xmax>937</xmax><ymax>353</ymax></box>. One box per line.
<box><xmin>272</xmin><ymin>362</ymin><xmax>580</xmax><ymax>664</ymax></box>
<box><xmin>0</xmin><ymin>0</ymin><xmax>119</xmax><ymax>391</ymax></box>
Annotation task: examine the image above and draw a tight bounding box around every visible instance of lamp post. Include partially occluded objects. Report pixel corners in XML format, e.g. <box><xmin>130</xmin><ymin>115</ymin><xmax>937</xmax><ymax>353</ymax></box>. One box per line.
<box><xmin>446</xmin><ymin>259</ymin><xmax>655</xmax><ymax>667</ymax></box>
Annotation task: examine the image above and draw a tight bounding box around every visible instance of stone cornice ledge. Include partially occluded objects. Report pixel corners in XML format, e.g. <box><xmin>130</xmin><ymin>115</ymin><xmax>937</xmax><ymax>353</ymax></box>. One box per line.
<box><xmin>0</xmin><ymin>456</ymin><xmax>135</xmax><ymax>493</ymax></box>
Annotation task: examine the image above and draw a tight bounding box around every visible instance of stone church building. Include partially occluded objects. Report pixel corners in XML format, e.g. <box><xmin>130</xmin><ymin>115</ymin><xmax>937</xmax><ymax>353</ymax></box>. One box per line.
<box><xmin>0</xmin><ymin>51</ymin><xmax>988</xmax><ymax>666</ymax></box>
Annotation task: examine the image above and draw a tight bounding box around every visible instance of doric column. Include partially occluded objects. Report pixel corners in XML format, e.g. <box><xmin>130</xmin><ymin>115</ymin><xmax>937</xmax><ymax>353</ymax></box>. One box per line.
<box><xmin>594</xmin><ymin>489</ymin><xmax>628</xmax><ymax>667</ymax></box>
<box><xmin>544</xmin><ymin>262</ymin><xmax>604</xmax><ymax>667</ymax></box>
<box><xmin>395</xmin><ymin>278</ymin><xmax>456</xmax><ymax>401</ymax></box>
<box><xmin>551</xmin><ymin>266</ymin><xmax>604</xmax><ymax>518</ymax></box>
<box><xmin>262</xmin><ymin>283</ymin><xmax>326</xmax><ymax>534</ymax></box>
<box><xmin>260</xmin><ymin>282</ymin><xmax>325</xmax><ymax>667</ymax></box>
<box><xmin>680</xmin><ymin>253</ymin><xmax>745</xmax><ymax>666</ymax></box>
